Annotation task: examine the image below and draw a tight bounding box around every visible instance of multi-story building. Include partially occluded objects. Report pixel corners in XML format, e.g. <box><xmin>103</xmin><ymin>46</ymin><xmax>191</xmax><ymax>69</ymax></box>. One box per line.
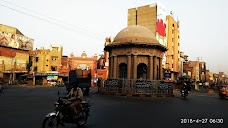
<box><xmin>199</xmin><ymin>61</ymin><xmax>206</xmax><ymax>83</ymax></box>
<box><xmin>31</xmin><ymin>45</ymin><xmax>68</xmax><ymax>85</ymax></box>
<box><xmin>166</xmin><ymin>15</ymin><xmax>180</xmax><ymax>80</ymax></box>
<box><xmin>213</xmin><ymin>73</ymin><xmax>219</xmax><ymax>84</ymax></box>
<box><xmin>96</xmin><ymin>54</ymin><xmax>108</xmax><ymax>79</ymax></box>
<box><xmin>179</xmin><ymin>52</ymin><xmax>187</xmax><ymax>77</ymax></box>
<box><xmin>31</xmin><ymin>45</ymin><xmax>63</xmax><ymax>73</ymax></box>
<box><xmin>183</xmin><ymin>60</ymin><xmax>207</xmax><ymax>89</ymax></box>
<box><xmin>188</xmin><ymin>61</ymin><xmax>200</xmax><ymax>82</ymax></box>
<box><xmin>183</xmin><ymin>61</ymin><xmax>199</xmax><ymax>90</ymax></box>
<box><xmin>128</xmin><ymin>2</ymin><xmax>167</xmax><ymax>64</ymax></box>
<box><xmin>206</xmin><ymin>70</ymin><xmax>214</xmax><ymax>84</ymax></box>
<box><xmin>0</xmin><ymin>24</ymin><xmax>34</xmax><ymax>83</ymax></box>
<box><xmin>0</xmin><ymin>24</ymin><xmax>23</xmax><ymax>36</ymax></box>
<box><xmin>218</xmin><ymin>72</ymin><xmax>226</xmax><ymax>84</ymax></box>
<box><xmin>58</xmin><ymin>56</ymin><xmax>70</xmax><ymax>75</ymax></box>
<box><xmin>128</xmin><ymin>3</ymin><xmax>180</xmax><ymax>81</ymax></box>
<box><xmin>95</xmin><ymin>37</ymin><xmax>114</xmax><ymax>80</ymax></box>
<box><xmin>0</xmin><ymin>46</ymin><xmax>30</xmax><ymax>83</ymax></box>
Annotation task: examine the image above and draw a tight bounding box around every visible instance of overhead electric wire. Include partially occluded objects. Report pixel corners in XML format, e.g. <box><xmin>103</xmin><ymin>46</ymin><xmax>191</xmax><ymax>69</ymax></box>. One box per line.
<box><xmin>0</xmin><ymin>1</ymin><xmax>104</xmax><ymax>41</ymax></box>
<box><xmin>1</xmin><ymin>0</ymin><xmax>104</xmax><ymax>39</ymax></box>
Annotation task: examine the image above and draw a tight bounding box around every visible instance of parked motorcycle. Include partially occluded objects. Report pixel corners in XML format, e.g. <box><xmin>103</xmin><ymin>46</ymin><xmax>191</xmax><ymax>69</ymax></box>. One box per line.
<box><xmin>42</xmin><ymin>91</ymin><xmax>91</xmax><ymax>128</ymax></box>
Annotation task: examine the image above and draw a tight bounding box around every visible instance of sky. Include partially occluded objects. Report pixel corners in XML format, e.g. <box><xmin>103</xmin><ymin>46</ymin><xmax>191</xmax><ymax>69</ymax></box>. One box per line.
<box><xmin>0</xmin><ymin>0</ymin><xmax>227</xmax><ymax>74</ymax></box>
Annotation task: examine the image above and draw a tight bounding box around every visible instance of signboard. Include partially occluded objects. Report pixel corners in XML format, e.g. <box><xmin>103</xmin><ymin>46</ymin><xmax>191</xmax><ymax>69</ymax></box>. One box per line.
<box><xmin>105</xmin><ymin>79</ymin><xmax>118</xmax><ymax>87</ymax></box>
<box><xmin>47</xmin><ymin>76</ymin><xmax>58</xmax><ymax>80</ymax></box>
<box><xmin>164</xmin><ymin>73</ymin><xmax>171</xmax><ymax>78</ymax></box>
<box><xmin>46</xmin><ymin>71</ymin><xmax>59</xmax><ymax>73</ymax></box>
<box><xmin>135</xmin><ymin>80</ymin><xmax>151</xmax><ymax>88</ymax></box>
<box><xmin>156</xmin><ymin>2</ymin><xmax>167</xmax><ymax>65</ymax></box>
<box><xmin>35</xmin><ymin>73</ymin><xmax>59</xmax><ymax>76</ymax></box>
<box><xmin>0</xmin><ymin>31</ymin><xmax>34</xmax><ymax>50</ymax></box>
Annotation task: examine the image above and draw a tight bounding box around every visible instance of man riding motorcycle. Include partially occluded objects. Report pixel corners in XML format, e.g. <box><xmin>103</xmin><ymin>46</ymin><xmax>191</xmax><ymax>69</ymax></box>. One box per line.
<box><xmin>64</xmin><ymin>82</ymin><xmax>83</xmax><ymax>118</ymax></box>
<box><xmin>181</xmin><ymin>82</ymin><xmax>191</xmax><ymax>96</ymax></box>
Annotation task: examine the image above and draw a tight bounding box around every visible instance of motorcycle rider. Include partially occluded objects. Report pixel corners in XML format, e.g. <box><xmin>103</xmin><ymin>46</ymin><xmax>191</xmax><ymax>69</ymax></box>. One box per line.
<box><xmin>181</xmin><ymin>81</ymin><xmax>191</xmax><ymax>96</ymax></box>
<box><xmin>65</xmin><ymin>82</ymin><xmax>83</xmax><ymax>118</ymax></box>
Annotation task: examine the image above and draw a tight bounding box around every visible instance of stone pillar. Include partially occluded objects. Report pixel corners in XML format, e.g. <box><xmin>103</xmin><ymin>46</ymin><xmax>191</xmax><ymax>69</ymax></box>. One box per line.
<box><xmin>108</xmin><ymin>56</ymin><xmax>112</xmax><ymax>78</ymax></box>
<box><xmin>133</xmin><ymin>55</ymin><xmax>137</xmax><ymax>79</ymax></box>
<box><xmin>153</xmin><ymin>56</ymin><xmax>157</xmax><ymax>80</ymax></box>
<box><xmin>113</xmin><ymin>56</ymin><xmax>117</xmax><ymax>79</ymax></box>
<box><xmin>149</xmin><ymin>56</ymin><xmax>153</xmax><ymax>80</ymax></box>
<box><xmin>127</xmin><ymin>55</ymin><xmax>131</xmax><ymax>80</ymax></box>
<box><xmin>160</xmin><ymin>57</ymin><xmax>163</xmax><ymax>80</ymax></box>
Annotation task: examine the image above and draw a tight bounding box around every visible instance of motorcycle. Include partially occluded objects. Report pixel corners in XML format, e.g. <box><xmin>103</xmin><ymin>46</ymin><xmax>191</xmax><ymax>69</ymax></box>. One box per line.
<box><xmin>181</xmin><ymin>89</ymin><xmax>189</xmax><ymax>99</ymax></box>
<box><xmin>42</xmin><ymin>91</ymin><xmax>91</xmax><ymax>128</ymax></box>
<box><xmin>218</xmin><ymin>85</ymin><xmax>228</xmax><ymax>99</ymax></box>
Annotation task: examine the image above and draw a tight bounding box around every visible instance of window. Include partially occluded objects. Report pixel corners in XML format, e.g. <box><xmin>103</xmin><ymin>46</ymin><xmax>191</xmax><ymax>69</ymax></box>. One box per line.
<box><xmin>47</xmin><ymin>59</ymin><xmax>48</xmax><ymax>61</ymax></box>
<box><xmin>35</xmin><ymin>57</ymin><xmax>39</xmax><ymax>62</ymax></box>
<box><xmin>34</xmin><ymin>66</ymin><xmax>37</xmax><ymax>72</ymax></box>
<box><xmin>46</xmin><ymin>65</ymin><xmax>48</xmax><ymax>66</ymax></box>
<box><xmin>52</xmin><ymin>56</ymin><xmax>58</xmax><ymax>61</ymax></box>
<box><xmin>51</xmin><ymin>66</ymin><xmax>57</xmax><ymax>71</ymax></box>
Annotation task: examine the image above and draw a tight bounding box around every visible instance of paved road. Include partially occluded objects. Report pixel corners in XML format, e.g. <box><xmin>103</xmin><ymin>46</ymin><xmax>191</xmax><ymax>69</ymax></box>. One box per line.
<box><xmin>0</xmin><ymin>85</ymin><xmax>228</xmax><ymax>128</ymax></box>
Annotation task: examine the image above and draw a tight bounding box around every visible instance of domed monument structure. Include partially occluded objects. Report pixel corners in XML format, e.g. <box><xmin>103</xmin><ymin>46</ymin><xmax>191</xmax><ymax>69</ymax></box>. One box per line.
<box><xmin>104</xmin><ymin>25</ymin><xmax>167</xmax><ymax>80</ymax></box>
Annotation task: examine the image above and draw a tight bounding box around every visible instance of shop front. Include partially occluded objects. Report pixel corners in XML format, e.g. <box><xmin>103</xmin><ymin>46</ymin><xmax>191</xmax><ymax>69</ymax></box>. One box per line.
<box><xmin>33</xmin><ymin>71</ymin><xmax>68</xmax><ymax>86</ymax></box>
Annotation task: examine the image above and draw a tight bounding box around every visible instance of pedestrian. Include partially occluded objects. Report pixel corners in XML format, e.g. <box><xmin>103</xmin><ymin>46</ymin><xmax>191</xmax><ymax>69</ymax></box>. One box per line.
<box><xmin>97</xmin><ymin>78</ymin><xmax>102</xmax><ymax>93</ymax></box>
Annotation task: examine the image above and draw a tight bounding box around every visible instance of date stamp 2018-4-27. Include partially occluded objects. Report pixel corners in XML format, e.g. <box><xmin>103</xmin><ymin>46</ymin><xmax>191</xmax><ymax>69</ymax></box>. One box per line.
<box><xmin>181</xmin><ymin>118</ymin><xmax>224</xmax><ymax>124</ymax></box>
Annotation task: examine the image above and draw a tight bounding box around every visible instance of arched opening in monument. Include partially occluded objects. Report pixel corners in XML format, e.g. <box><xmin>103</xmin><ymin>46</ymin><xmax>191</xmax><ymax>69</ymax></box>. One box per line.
<box><xmin>137</xmin><ymin>63</ymin><xmax>147</xmax><ymax>79</ymax></box>
<box><xmin>118</xmin><ymin>63</ymin><xmax>127</xmax><ymax>79</ymax></box>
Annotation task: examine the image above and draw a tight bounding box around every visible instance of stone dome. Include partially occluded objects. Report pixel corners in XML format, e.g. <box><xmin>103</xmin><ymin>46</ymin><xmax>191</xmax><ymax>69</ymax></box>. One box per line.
<box><xmin>112</xmin><ymin>25</ymin><xmax>159</xmax><ymax>45</ymax></box>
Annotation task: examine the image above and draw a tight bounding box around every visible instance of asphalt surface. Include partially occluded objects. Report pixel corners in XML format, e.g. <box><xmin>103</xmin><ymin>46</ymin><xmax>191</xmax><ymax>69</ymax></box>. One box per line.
<box><xmin>0</xmin><ymin>85</ymin><xmax>228</xmax><ymax>128</ymax></box>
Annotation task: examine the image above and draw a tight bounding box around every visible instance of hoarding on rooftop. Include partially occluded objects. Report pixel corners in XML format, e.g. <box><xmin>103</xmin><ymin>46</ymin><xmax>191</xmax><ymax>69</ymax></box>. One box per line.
<box><xmin>0</xmin><ymin>31</ymin><xmax>34</xmax><ymax>50</ymax></box>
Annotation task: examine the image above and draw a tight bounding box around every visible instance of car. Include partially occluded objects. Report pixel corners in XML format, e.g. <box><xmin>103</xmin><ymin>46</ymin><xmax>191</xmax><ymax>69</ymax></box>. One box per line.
<box><xmin>218</xmin><ymin>85</ymin><xmax>228</xmax><ymax>99</ymax></box>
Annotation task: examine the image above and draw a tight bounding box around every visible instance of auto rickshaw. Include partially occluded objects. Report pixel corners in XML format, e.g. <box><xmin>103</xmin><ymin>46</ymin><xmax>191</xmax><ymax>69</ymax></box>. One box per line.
<box><xmin>218</xmin><ymin>85</ymin><xmax>228</xmax><ymax>99</ymax></box>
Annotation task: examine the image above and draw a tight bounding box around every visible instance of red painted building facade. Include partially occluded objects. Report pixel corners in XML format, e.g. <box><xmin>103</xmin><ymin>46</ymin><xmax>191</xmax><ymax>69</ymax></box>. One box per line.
<box><xmin>69</xmin><ymin>51</ymin><xmax>98</xmax><ymax>82</ymax></box>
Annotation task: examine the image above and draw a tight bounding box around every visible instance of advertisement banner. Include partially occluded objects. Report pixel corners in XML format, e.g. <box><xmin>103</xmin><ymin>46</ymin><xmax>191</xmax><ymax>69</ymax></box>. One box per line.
<box><xmin>0</xmin><ymin>31</ymin><xmax>33</xmax><ymax>50</ymax></box>
<box><xmin>47</xmin><ymin>76</ymin><xmax>58</xmax><ymax>80</ymax></box>
<box><xmin>156</xmin><ymin>2</ymin><xmax>167</xmax><ymax>65</ymax></box>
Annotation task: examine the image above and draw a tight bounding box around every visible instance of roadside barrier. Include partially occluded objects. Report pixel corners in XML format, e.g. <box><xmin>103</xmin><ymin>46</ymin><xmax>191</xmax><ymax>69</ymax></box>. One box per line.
<box><xmin>99</xmin><ymin>79</ymin><xmax>174</xmax><ymax>97</ymax></box>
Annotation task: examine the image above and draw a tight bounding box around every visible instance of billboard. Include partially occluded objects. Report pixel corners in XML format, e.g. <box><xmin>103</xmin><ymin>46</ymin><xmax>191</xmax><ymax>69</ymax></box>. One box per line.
<box><xmin>156</xmin><ymin>2</ymin><xmax>167</xmax><ymax>65</ymax></box>
<box><xmin>0</xmin><ymin>31</ymin><xmax>33</xmax><ymax>50</ymax></box>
